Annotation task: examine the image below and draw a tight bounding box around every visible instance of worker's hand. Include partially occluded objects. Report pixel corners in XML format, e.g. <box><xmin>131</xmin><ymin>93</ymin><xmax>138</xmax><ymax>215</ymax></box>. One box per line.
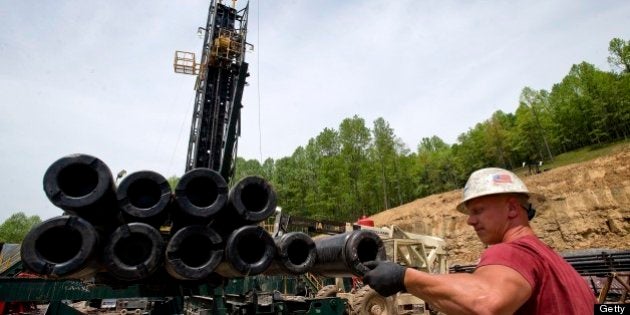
<box><xmin>362</xmin><ymin>260</ymin><xmax>407</xmax><ymax>297</ymax></box>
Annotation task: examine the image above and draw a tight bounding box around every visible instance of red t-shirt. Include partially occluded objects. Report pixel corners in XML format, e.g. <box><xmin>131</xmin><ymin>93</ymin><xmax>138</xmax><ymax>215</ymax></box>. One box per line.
<box><xmin>477</xmin><ymin>235</ymin><xmax>596</xmax><ymax>315</ymax></box>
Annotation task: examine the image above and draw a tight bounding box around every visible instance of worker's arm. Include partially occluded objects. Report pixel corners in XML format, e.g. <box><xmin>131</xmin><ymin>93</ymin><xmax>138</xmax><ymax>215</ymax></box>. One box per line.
<box><xmin>364</xmin><ymin>261</ymin><xmax>532</xmax><ymax>315</ymax></box>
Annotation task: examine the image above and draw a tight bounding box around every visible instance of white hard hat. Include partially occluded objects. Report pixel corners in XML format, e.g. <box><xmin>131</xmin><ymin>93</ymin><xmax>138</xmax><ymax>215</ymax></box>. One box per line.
<box><xmin>456</xmin><ymin>167</ymin><xmax>533</xmax><ymax>214</ymax></box>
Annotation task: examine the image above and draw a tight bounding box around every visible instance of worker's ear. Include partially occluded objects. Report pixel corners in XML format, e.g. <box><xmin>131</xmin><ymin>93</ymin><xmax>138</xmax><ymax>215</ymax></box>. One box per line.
<box><xmin>506</xmin><ymin>197</ymin><xmax>519</xmax><ymax>219</ymax></box>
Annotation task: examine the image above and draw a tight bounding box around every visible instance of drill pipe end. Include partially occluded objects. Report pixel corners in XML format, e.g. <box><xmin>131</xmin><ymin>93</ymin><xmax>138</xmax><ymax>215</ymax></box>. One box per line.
<box><xmin>103</xmin><ymin>222</ymin><xmax>165</xmax><ymax>281</ymax></box>
<box><xmin>21</xmin><ymin>215</ymin><xmax>99</xmax><ymax>278</ymax></box>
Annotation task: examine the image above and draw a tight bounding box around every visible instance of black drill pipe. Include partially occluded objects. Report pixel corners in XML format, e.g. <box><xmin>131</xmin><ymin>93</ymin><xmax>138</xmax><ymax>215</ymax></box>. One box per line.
<box><xmin>264</xmin><ymin>232</ymin><xmax>317</xmax><ymax>275</ymax></box>
<box><xmin>172</xmin><ymin>168</ymin><xmax>228</xmax><ymax>228</ymax></box>
<box><xmin>449</xmin><ymin>251</ymin><xmax>630</xmax><ymax>276</ymax></box>
<box><xmin>568</xmin><ymin>258</ymin><xmax>630</xmax><ymax>267</ymax></box>
<box><xmin>228</xmin><ymin>176</ymin><xmax>277</xmax><ymax>223</ymax></box>
<box><xmin>214</xmin><ymin>225</ymin><xmax>276</xmax><ymax>277</ymax></box>
<box><xmin>116</xmin><ymin>170</ymin><xmax>171</xmax><ymax>227</ymax></box>
<box><xmin>102</xmin><ymin>223</ymin><xmax>165</xmax><ymax>281</ymax></box>
<box><xmin>564</xmin><ymin>252</ymin><xmax>630</xmax><ymax>262</ymax></box>
<box><xmin>310</xmin><ymin>230</ymin><xmax>386</xmax><ymax>277</ymax></box>
<box><xmin>563</xmin><ymin>251</ymin><xmax>630</xmax><ymax>276</ymax></box>
<box><xmin>211</xmin><ymin>176</ymin><xmax>277</xmax><ymax>236</ymax></box>
<box><xmin>20</xmin><ymin>215</ymin><xmax>100</xmax><ymax>279</ymax></box>
<box><xmin>43</xmin><ymin>153</ymin><xmax>118</xmax><ymax>226</ymax></box>
<box><xmin>569</xmin><ymin>263</ymin><xmax>630</xmax><ymax>275</ymax></box>
<box><xmin>164</xmin><ymin>225</ymin><xmax>224</xmax><ymax>281</ymax></box>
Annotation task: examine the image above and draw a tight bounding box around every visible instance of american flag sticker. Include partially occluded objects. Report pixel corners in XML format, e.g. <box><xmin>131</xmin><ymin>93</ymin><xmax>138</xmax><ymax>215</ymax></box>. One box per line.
<box><xmin>492</xmin><ymin>174</ymin><xmax>513</xmax><ymax>184</ymax></box>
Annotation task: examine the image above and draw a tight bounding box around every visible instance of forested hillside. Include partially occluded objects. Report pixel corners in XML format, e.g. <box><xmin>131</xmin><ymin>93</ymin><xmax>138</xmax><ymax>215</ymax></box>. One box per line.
<box><xmin>234</xmin><ymin>38</ymin><xmax>630</xmax><ymax>222</ymax></box>
<box><xmin>370</xmin><ymin>145</ymin><xmax>630</xmax><ymax>264</ymax></box>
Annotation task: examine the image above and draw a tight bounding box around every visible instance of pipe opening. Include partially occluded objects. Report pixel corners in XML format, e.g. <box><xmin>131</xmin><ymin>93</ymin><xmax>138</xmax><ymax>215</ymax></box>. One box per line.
<box><xmin>240</xmin><ymin>184</ymin><xmax>268</xmax><ymax>213</ymax></box>
<box><xmin>114</xmin><ymin>233</ymin><xmax>152</xmax><ymax>266</ymax></box>
<box><xmin>237</xmin><ymin>234</ymin><xmax>266</xmax><ymax>264</ymax></box>
<box><xmin>186</xmin><ymin>177</ymin><xmax>219</xmax><ymax>207</ymax></box>
<box><xmin>356</xmin><ymin>238</ymin><xmax>380</xmax><ymax>263</ymax></box>
<box><xmin>36</xmin><ymin>227</ymin><xmax>82</xmax><ymax>263</ymax></box>
<box><xmin>287</xmin><ymin>239</ymin><xmax>311</xmax><ymax>265</ymax></box>
<box><xmin>128</xmin><ymin>178</ymin><xmax>162</xmax><ymax>209</ymax></box>
<box><xmin>179</xmin><ymin>234</ymin><xmax>213</xmax><ymax>267</ymax></box>
<box><xmin>57</xmin><ymin>164</ymin><xmax>98</xmax><ymax>198</ymax></box>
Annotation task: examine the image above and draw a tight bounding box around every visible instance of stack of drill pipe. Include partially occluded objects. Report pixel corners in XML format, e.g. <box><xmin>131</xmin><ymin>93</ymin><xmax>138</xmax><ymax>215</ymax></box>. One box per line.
<box><xmin>21</xmin><ymin>152</ymin><xmax>385</xmax><ymax>283</ymax></box>
<box><xmin>22</xmin><ymin>154</ymin><xmax>118</xmax><ymax>279</ymax></box>
<box><xmin>22</xmin><ymin>154</ymin><xmax>168</xmax><ymax>281</ymax></box>
<box><xmin>309</xmin><ymin>229</ymin><xmax>387</xmax><ymax>277</ymax></box>
<box><xmin>165</xmin><ymin>175</ymin><xmax>279</xmax><ymax>280</ymax></box>
<box><xmin>448</xmin><ymin>251</ymin><xmax>630</xmax><ymax>276</ymax></box>
<box><xmin>161</xmin><ymin>168</ymin><xmax>229</xmax><ymax>280</ymax></box>
<box><xmin>215</xmin><ymin>176</ymin><xmax>278</xmax><ymax>277</ymax></box>
<box><xmin>107</xmin><ymin>170</ymin><xmax>171</xmax><ymax>280</ymax></box>
<box><xmin>563</xmin><ymin>251</ymin><xmax>630</xmax><ymax>276</ymax></box>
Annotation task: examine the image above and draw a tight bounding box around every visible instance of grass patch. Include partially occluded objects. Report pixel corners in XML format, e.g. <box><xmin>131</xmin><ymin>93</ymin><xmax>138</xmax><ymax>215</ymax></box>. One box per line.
<box><xmin>545</xmin><ymin>139</ymin><xmax>629</xmax><ymax>169</ymax></box>
<box><xmin>515</xmin><ymin>139</ymin><xmax>630</xmax><ymax>176</ymax></box>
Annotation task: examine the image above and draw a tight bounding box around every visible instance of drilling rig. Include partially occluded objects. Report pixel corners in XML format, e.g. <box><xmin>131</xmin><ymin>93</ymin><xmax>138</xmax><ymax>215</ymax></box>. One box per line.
<box><xmin>174</xmin><ymin>0</ymin><xmax>250</xmax><ymax>182</ymax></box>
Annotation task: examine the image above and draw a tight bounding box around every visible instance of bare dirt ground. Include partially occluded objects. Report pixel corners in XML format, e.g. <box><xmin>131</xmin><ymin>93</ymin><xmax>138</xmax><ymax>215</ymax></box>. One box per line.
<box><xmin>370</xmin><ymin>144</ymin><xmax>630</xmax><ymax>265</ymax></box>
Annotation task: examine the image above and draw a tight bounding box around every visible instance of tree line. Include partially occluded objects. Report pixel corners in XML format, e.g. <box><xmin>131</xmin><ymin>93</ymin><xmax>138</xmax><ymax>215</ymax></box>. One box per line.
<box><xmin>233</xmin><ymin>38</ymin><xmax>630</xmax><ymax>222</ymax></box>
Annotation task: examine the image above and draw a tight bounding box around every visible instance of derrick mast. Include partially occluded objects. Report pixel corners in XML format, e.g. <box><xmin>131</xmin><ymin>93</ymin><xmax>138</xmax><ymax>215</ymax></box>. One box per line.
<box><xmin>175</xmin><ymin>0</ymin><xmax>250</xmax><ymax>181</ymax></box>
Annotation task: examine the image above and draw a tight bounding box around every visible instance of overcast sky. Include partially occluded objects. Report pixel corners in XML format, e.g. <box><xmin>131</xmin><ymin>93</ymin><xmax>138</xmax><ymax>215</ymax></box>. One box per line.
<box><xmin>1</xmin><ymin>1</ymin><xmax>629</xmax><ymax>223</ymax></box>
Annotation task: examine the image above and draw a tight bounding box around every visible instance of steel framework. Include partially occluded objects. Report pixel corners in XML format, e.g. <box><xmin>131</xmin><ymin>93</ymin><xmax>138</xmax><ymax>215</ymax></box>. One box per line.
<box><xmin>184</xmin><ymin>0</ymin><xmax>250</xmax><ymax>181</ymax></box>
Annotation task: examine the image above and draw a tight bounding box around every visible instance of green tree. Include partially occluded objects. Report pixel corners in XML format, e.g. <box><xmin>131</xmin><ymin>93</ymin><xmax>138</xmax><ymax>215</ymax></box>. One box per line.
<box><xmin>548</xmin><ymin>62</ymin><xmax>622</xmax><ymax>149</ymax></box>
<box><xmin>338</xmin><ymin>115</ymin><xmax>372</xmax><ymax>218</ymax></box>
<box><xmin>273</xmin><ymin>156</ymin><xmax>303</xmax><ymax>215</ymax></box>
<box><xmin>311</xmin><ymin>128</ymin><xmax>346</xmax><ymax>218</ymax></box>
<box><xmin>519</xmin><ymin>87</ymin><xmax>554</xmax><ymax>161</ymax></box>
<box><xmin>234</xmin><ymin>157</ymin><xmax>264</xmax><ymax>181</ymax></box>
<box><xmin>512</xmin><ymin>102</ymin><xmax>543</xmax><ymax>162</ymax></box>
<box><xmin>395</xmin><ymin>148</ymin><xmax>421</xmax><ymax>204</ymax></box>
<box><xmin>416</xmin><ymin>136</ymin><xmax>459</xmax><ymax>196</ymax></box>
<box><xmin>278</xmin><ymin>146</ymin><xmax>319</xmax><ymax>218</ymax></box>
<box><xmin>608</xmin><ymin>38</ymin><xmax>630</xmax><ymax>73</ymax></box>
<box><xmin>549</xmin><ymin>72</ymin><xmax>589</xmax><ymax>150</ymax></box>
<box><xmin>453</xmin><ymin>123</ymin><xmax>490</xmax><ymax>176</ymax></box>
<box><xmin>610</xmin><ymin>73</ymin><xmax>630</xmax><ymax>138</ymax></box>
<box><xmin>486</xmin><ymin>110</ymin><xmax>517</xmax><ymax>168</ymax></box>
<box><xmin>166</xmin><ymin>175</ymin><xmax>180</xmax><ymax>190</ymax></box>
<box><xmin>0</xmin><ymin>212</ymin><xmax>42</xmax><ymax>243</ymax></box>
<box><xmin>371</xmin><ymin>118</ymin><xmax>397</xmax><ymax>209</ymax></box>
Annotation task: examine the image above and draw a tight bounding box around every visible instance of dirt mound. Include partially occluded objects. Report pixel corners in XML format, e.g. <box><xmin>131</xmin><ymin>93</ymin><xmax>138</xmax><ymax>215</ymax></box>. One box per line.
<box><xmin>370</xmin><ymin>145</ymin><xmax>630</xmax><ymax>265</ymax></box>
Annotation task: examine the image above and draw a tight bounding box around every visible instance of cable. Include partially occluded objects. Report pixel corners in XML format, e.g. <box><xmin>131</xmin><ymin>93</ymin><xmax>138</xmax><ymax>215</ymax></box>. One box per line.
<box><xmin>257</xmin><ymin>0</ymin><xmax>263</xmax><ymax>163</ymax></box>
<box><xmin>168</xmin><ymin>91</ymin><xmax>195</xmax><ymax>176</ymax></box>
<box><xmin>153</xmin><ymin>78</ymin><xmax>189</xmax><ymax>158</ymax></box>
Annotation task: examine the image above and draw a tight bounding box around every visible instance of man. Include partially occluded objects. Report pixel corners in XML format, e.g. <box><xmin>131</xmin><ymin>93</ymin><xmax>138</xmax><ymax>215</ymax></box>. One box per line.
<box><xmin>363</xmin><ymin>167</ymin><xmax>595</xmax><ymax>315</ymax></box>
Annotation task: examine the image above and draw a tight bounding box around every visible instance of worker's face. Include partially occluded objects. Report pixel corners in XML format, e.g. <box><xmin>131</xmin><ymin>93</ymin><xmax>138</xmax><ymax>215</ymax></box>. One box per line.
<box><xmin>465</xmin><ymin>195</ymin><xmax>510</xmax><ymax>245</ymax></box>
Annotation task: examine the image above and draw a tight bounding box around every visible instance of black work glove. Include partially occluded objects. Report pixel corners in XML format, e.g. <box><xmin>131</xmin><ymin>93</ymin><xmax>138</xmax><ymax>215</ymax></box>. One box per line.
<box><xmin>362</xmin><ymin>260</ymin><xmax>407</xmax><ymax>297</ymax></box>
